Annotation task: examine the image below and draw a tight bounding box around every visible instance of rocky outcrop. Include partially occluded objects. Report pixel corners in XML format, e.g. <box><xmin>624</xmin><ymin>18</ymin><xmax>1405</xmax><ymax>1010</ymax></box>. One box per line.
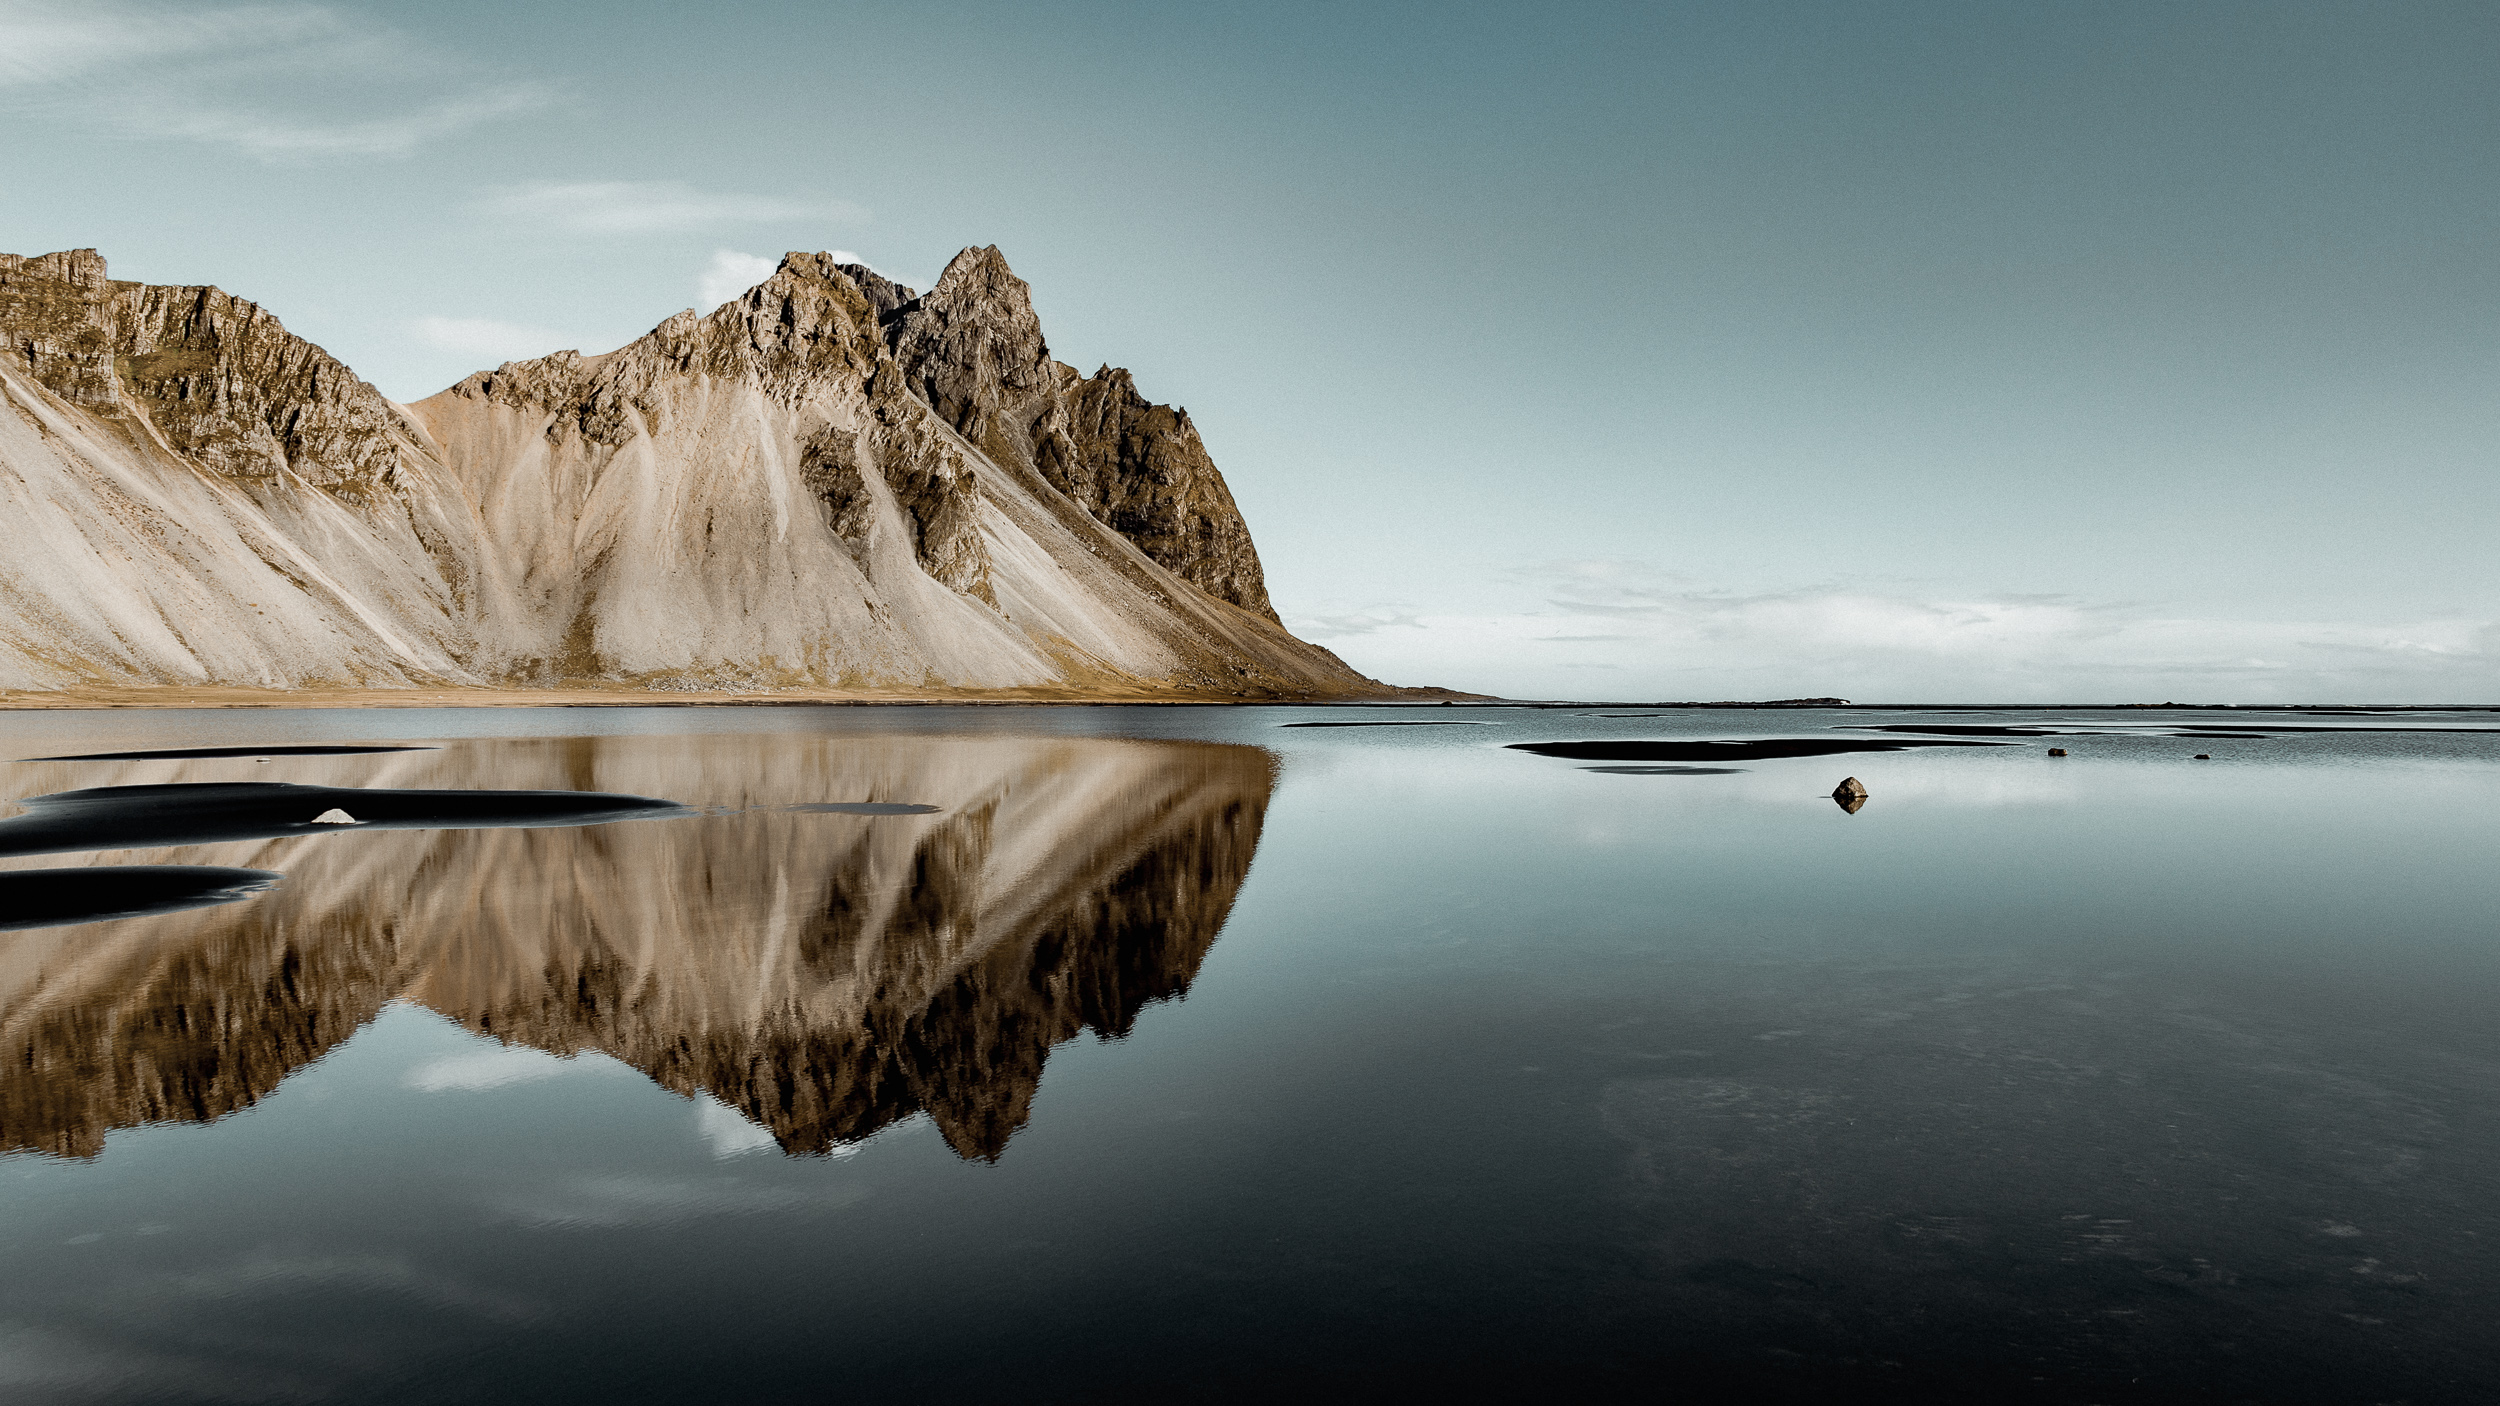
<box><xmin>1059</xmin><ymin>363</ymin><xmax>1274</xmax><ymax>619</ymax></box>
<box><xmin>0</xmin><ymin>249</ymin><xmax>419</xmax><ymax>493</ymax></box>
<box><xmin>0</xmin><ymin>252</ymin><xmax>494</xmax><ymax>689</ymax></box>
<box><xmin>835</xmin><ymin>262</ymin><xmax>919</xmax><ymax>320</ymax></box>
<box><xmin>0</xmin><ymin>246</ymin><xmax>1383</xmax><ymax>696</ymax></box>
<box><xmin>875</xmin><ymin>247</ymin><xmax>1278</xmax><ymax>619</ymax></box>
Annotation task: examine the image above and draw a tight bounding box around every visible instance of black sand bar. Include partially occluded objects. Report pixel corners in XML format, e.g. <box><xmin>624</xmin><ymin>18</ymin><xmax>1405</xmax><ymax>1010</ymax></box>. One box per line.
<box><xmin>0</xmin><ymin>865</ymin><xmax>280</xmax><ymax>932</ymax></box>
<box><xmin>1844</xmin><ymin>724</ymin><xmax>2091</xmax><ymax>737</ymax></box>
<box><xmin>1512</xmin><ymin>739</ymin><xmax>2008</xmax><ymax>763</ymax></box>
<box><xmin>23</xmin><ymin>745</ymin><xmax>439</xmax><ymax>761</ymax></box>
<box><xmin>2174</xmin><ymin>725</ymin><xmax>2500</xmax><ymax>735</ymax></box>
<box><xmin>1280</xmin><ymin>721</ymin><xmax>1491</xmax><ymax>728</ymax></box>
<box><xmin>0</xmin><ymin>782</ymin><xmax>687</xmax><ymax>861</ymax></box>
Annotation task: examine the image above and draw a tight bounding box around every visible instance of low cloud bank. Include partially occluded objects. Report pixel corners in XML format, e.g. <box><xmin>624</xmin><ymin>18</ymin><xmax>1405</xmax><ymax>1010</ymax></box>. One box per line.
<box><xmin>1294</xmin><ymin>562</ymin><xmax>2497</xmax><ymax>702</ymax></box>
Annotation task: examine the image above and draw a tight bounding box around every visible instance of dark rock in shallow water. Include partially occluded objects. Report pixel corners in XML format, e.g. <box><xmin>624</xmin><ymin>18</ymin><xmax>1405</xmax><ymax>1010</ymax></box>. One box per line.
<box><xmin>1832</xmin><ymin>777</ymin><xmax>1869</xmax><ymax>813</ymax></box>
<box><xmin>2047</xmin><ymin>748</ymin><xmax>2068</xmax><ymax>757</ymax></box>
<box><xmin>0</xmin><ymin>865</ymin><xmax>279</xmax><ymax>931</ymax></box>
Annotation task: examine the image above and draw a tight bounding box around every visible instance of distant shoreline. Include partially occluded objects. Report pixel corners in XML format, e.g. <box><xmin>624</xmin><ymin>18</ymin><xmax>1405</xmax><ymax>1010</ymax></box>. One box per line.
<box><xmin>0</xmin><ymin>685</ymin><xmax>1484</xmax><ymax>711</ymax></box>
<box><xmin>0</xmin><ymin>689</ymin><xmax>2486</xmax><ymax>713</ymax></box>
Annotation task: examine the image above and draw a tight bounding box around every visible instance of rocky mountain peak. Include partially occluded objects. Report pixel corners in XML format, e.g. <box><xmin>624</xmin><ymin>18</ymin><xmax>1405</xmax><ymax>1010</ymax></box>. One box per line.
<box><xmin>880</xmin><ymin>245</ymin><xmax>1062</xmax><ymax>475</ymax></box>
<box><xmin>931</xmin><ymin>243</ymin><xmax>1022</xmax><ymax>299</ymax></box>
<box><xmin>0</xmin><ymin>248</ymin><xmax>110</xmax><ymax>288</ymax></box>
<box><xmin>857</xmin><ymin>252</ymin><xmax>1277</xmax><ymax>619</ymax></box>
<box><xmin>446</xmin><ymin>251</ymin><xmax>893</xmax><ymax>433</ymax></box>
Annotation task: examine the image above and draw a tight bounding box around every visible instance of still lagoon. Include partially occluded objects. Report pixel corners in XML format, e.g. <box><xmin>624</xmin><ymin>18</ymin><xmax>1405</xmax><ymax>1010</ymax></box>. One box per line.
<box><xmin>1</xmin><ymin>704</ymin><xmax>2495</xmax><ymax>1403</ymax></box>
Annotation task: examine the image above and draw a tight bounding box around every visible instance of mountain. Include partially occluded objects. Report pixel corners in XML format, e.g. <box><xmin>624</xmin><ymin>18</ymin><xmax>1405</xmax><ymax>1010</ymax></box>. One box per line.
<box><xmin>0</xmin><ymin>246</ymin><xmax>1398</xmax><ymax>698</ymax></box>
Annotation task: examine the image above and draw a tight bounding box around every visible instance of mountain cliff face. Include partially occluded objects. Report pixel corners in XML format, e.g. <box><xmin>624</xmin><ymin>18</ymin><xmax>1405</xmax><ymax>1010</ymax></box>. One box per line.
<box><xmin>877</xmin><ymin>248</ymin><xmax>1274</xmax><ymax>619</ymax></box>
<box><xmin>1058</xmin><ymin>361</ymin><xmax>1273</xmax><ymax>618</ymax></box>
<box><xmin>0</xmin><ymin>246</ymin><xmax>1377</xmax><ymax>695</ymax></box>
<box><xmin>0</xmin><ymin>250</ymin><xmax>492</xmax><ymax>686</ymax></box>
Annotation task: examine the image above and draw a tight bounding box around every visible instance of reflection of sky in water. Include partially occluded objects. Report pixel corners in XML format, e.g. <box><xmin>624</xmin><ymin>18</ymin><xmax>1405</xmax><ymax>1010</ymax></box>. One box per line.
<box><xmin>402</xmin><ymin>1030</ymin><xmax>641</xmax><ymax>1094</ymax></box>
<box><xmin>0</xmin><ymin>707</ymin><xmax>2496</xmax><ymax>1401</ymax></box>
<box><xmin>692</xmin><ymin>1094</ymin><xmax>787</xmax><ymax>1160</ymax></box>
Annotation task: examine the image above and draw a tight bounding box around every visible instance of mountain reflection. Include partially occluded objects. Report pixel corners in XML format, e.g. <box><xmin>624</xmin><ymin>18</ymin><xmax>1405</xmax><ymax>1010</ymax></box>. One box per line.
<box><xmin>0</xmin><ymin>734</ymin><xmax>1272</xmax><ymax>1162</ymax></box>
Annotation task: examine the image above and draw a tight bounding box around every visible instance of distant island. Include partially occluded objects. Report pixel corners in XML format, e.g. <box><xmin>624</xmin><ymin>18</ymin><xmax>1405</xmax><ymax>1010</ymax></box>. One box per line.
<box><xmin>0</xmin><ymin>246</ymin><xmax>1455</xmax><ymax>704</ymax></box>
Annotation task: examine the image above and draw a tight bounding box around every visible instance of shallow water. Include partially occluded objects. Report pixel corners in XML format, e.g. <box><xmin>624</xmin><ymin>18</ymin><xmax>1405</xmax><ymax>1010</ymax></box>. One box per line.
<box><xmin>0</xmin><ymin>705</ymin><xmax>2495</xmax><ymax>1403</ymax></box>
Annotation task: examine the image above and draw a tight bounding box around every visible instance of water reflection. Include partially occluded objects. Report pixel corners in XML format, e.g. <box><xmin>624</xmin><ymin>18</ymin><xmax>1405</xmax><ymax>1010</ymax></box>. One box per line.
<box><xmin>0</xmin><ymin>734</ymin><xmax>1271</xmax><ymax>1162</ymax></box>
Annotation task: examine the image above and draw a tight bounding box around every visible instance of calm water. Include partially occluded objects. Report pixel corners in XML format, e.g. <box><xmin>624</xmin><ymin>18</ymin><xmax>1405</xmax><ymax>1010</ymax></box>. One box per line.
<box><xmin>1</xmin><ymin>705</ymin><xmax>2496</xmax><ymax>1404</ymax></box>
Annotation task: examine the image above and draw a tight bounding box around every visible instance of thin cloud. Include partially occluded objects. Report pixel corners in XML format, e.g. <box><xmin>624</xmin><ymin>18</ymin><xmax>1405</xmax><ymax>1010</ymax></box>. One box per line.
<box><xmin>0</xmin><ymin>0</ymin><xmax>558</xmax><ymax>160</ymax></box>
<box><xmin>1544</xmin><ymin>599</ymin><xmax>1671</xmax><ymax>618</ymax></box>
<box><xmin>693</xmin><ymin>1094</ymin><xmax>782</xmax><ymax>1159</ymax></box>
<box><xmin>411</xmin><ymin>315</ymin><xmax>586</xmax><ymax>366</ymax></box>
<box><xmin>150</xmin><ymin>86</ymin><xmax>554</xmax><ymax>159</ymax></box>
<box><xmin>1283</xmin><ymin>607</ymin><xmax>1428</xmax><ymax>641</ymax></box>
<box><xmin>698</xmin><ymin>250</ymin><xmax>780</xmax><ymax>308</ymax></box>
<box><xmin>485</xmin><ymin>181</ymin><xmax>863</xmax><ymax>235</ymax></box>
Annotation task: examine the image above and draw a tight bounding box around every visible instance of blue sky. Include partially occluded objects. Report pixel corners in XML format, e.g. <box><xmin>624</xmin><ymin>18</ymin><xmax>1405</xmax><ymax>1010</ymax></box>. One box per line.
<box><xmin>3</xmin><ymin>0</ymin><xmax>2494</xmax><ymax>701</ymax></box>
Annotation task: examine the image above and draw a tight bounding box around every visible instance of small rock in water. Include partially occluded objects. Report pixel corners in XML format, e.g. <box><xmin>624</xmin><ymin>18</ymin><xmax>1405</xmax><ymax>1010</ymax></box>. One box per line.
<box><xmin>2047</xmin><ymin>747</ymin><xmax>2068</xmax><ymax>757</ymax></box>
<box><xmin>310</xmin><ymin>809</ymin><xmax>359</xmax><ymax>824</ymax></box>
<box><xmin>1831</xmin><ymin>776</ymin><xmax>1868</xmax><ymax>814</ymax></box>
<box><xmin>2193</xmin><ymin>754</ymin><xmax>2211</xmax><ymax>761</ymax></box>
